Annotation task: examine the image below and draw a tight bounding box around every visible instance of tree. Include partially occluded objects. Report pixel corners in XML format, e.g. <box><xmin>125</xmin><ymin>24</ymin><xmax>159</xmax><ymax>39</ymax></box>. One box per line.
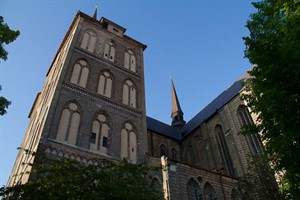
<box><xmin>0</xmin><ymin>16</ymin><xmax>20</xmax><ymax>61</ymax></box>
<box><xmin>0</xmin><ymin>16</ymin><xmax>20</xmax><ymax>115</ymax></box>
<box><xmin>242</xmin><ymin>0</ymin><xmax>300</xmax><ymax>198</ymax></box>
<box><xmin>0</xmin><ymin>156</ymin><xmax>162</xmax><ymax>200</ymax></box>
<box><xmin>237</xmin><ymin>155</ymin><xmax>282</xmax><ymax>200</ymax></box>
<box><xmin>0</xmin><ymin>91</ymin><xmax>11</xmax><ymax>115</ymax></box>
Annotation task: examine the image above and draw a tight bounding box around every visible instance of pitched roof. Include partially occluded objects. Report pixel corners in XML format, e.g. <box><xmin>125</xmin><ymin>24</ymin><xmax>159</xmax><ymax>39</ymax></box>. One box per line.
<box><xmin>146</xmin><ymin>116</ymin><xmax>182</xmax><ymax>140</ymax></box>
<box><xmin>181</xmin><ymin>78</ymin><xmax>245</xmax><ymax>135</ymax></box>
<box><xmin>146</xmin><ymin>78</ymin><xmax>246</xmax><ymax>140</ymax></box>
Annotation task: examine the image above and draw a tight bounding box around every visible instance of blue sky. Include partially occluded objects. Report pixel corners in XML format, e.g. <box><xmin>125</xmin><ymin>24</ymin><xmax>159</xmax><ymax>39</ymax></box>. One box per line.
<box><xmin>0</xmin><ymin>0</ymin><xmax>255</xmax><ymax>186</ymax></box>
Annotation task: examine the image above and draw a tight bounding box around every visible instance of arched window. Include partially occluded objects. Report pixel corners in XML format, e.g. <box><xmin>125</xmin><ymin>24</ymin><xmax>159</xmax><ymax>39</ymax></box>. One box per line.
<box><xmin>120</xmin><ymin>122</ymin><xmax>137</xmax><ymax>163</ymax></box>
<box><xmin>203</xmin><ymin>182</ymin><xmax>216</xmax><ymax>200</ymax></box>
<box><xmin>172</xmin><ymin>148</ymin><xmax>178</xmax><ymax>160</ymax></box>
<box><xmin>90</xmin><ymin>113</ymin><xmax>110</xmax><ymax>154</ymax></box>
<box><xmin>70</xmin><ymin>59</ymin><xmax>89</xmax><ymax>88</ymax></box>
<box><xmin>80</xmin><ymin>30</ymin><xmax>97</xmax><ymax>53</ymax></box>
<box><xmin>124</xmin><ymin>49</ymin><xmax>136</xmax><ymax>72</ymax></box>
<box><xmin>160</xmin><ymin>144</ymin><xmax>168</xmax><ymax>157</ymax></box>
<box><xmin>187</xmin><ymin>178</ymin><xmax>202</xmax><ymax>200</ymax></box>
<box><xmin>231</xmin><ymin>188</ymin><xmax>242</xmax><ymax>200</ymax></box>
<box><xmin>237</xmin><ymin>105</ymin><xmax>263</xmax><ymax>155</ymax></box>
<box><xmin>215</xmin><ymin>125</ymin><xmax>235</xmax><ymax>176</ymax></box>
<box><xmin>56</xmin><ymin>102</ymin><xmax>81</xmax><ymax>145</ymax></box>
<box><xmin>152</xmin><ymin>178</ymin><xmax>162</xmax><ymax>193</ymax></box>
<box><xmin>97</xmin><ymin>71</ymin><xmax>113</xmax><ymax>98</ymax></box>
<box><xmin>103</xmin><ymin>42</ymin><xmax>115</xmax><ymax>62</ymax></box>
<box><xmin>122</xmin><ymin>79</ymin><xmax>137</xmax><ymax>108</ymax></box>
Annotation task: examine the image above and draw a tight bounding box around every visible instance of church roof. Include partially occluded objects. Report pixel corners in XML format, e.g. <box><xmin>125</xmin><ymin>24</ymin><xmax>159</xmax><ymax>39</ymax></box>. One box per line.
<box><xmin>181</xmin><ymin>78</ymin><xmax>245</xmax><ymax>135</ymax></box>
<box><xmin>146</xmin><ymin>116</ymin><xmax>182</xmax><ymax>140</ymax></box>
<box><xmin>146</xmin><ymin>78</ymin><xmax>246</xmax><ymax>140</ymax></box>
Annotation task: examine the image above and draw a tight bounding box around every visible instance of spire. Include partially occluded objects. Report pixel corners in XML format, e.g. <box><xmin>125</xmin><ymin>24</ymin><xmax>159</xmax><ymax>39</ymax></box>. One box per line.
<box><xmin>93</xmin><ymin>4</ymin><xmax>98</xmax><ymax>20</ymax></box>
<box><xmin>170</xmin><ymin>77</ymin><xmax>185</xmax><ymax>128</ymax></box>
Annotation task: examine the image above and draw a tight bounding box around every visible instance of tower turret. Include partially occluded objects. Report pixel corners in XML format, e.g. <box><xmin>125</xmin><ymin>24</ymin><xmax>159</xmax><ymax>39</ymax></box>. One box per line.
<box><xmin>171</xmin><ymin>78</ymin><xmax>185</xmax><ymax>128</ymax></box>
<box><xmin>92</xmin><ymin>4</ymin><xmax>98</xmax><ymax>19</ymax></box>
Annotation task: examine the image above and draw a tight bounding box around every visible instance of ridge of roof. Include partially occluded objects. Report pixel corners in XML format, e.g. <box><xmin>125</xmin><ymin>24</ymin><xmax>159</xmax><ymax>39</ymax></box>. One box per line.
<box><xmin>146</xmin><ymin>78</ymin><xmax>245</xmax><ymax>140</ymax></box>
<box><xmin>146</xmin><ymin>116</ymin><xmax>181</xmax><ymax>140</ymax></box>
<box><xmin>181</xmin><ymin>78</ymin><xmax>245</xmax><ymax>135</ymax></box>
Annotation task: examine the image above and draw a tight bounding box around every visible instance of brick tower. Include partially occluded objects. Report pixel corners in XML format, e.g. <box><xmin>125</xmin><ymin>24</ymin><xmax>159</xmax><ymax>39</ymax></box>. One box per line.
<box><xmin>7</xmin><ymin>9</ymin><xmax>148</xmax><ymax>186</ymax></box>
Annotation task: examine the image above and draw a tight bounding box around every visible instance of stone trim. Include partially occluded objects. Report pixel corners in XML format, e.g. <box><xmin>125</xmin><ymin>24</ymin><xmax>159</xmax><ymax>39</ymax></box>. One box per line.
<box><xmin>62</xmin><ymin>83</ymin><xmax>142</xmax><ymax>117</ymax></box>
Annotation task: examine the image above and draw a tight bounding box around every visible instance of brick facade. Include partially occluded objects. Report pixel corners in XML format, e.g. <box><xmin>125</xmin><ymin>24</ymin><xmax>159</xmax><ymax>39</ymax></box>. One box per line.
<box><xmin>7</xmin><ymin>10</ymin><xmax>273</xmax><ymax>200</ymax></box>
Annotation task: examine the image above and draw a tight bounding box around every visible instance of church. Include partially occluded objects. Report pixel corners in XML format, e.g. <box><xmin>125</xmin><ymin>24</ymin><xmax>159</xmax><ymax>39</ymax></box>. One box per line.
<box><xmin>7</xmin><ymin>9</ymin><xmax>269</xmax><ymax>199</ymax></box>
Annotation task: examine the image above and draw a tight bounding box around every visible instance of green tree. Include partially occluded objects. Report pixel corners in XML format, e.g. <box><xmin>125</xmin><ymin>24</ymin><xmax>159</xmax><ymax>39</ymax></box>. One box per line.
<box><xmin>0</xmin><ymin>16</ymin><xmax>20</xmax><ymax>61</ymax></box>
<box><xmin>0</xmin><ymin>15</ymin><xmax>20</xmax><ymax>115</ymax></box>
<box><xmin>0</xmin><ymin>156</ymin><xmax>162</xmax><ymax>200</ymax></box>
<box><xmin>237</xmin><ymin>155</ymin><xmax>282</xmax><ymax>200</ymax></box>
<box><xmin>242</xmin><ymin>0</ymin><xmax>300</xmax><ymax>198</ymax></box>
<box><xmin>0</xmin><ymin>92</ymin><xmax>11</xmax><ymax>115</ymax></box>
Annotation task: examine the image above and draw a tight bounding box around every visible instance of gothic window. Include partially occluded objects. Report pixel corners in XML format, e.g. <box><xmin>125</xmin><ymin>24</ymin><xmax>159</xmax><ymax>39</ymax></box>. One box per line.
<box><xmin>120</xmin><ymin>122</ymin><xmax>137</xmax><ymax>163</ymax></box>
<box><xmin>152</xmin><ymin>178</ymin><xmax>162</xmax><ymax>193</ymax></box>
<box><xmin>56</xmin><ymin>102</ymin><xmax>81</xmax><ymax>145</ymax></box>
<box><xmin>215</xmin><ymin>125</ymin><xmax>235</xmax><ymax>177</ymax></box>
<box><xmin>122</xmin><ymin>79</ymin><xmax>137</xmax><ymax>108</ymax></box>
<box><xmin>187</xmin><ymin>178</ymin><xmax>202</xmax><ymax>200</ymax></box>
<box><xmin>231</xmin><ymin>188</ymin><xmax>242</xmax><ymax>200</ymax></box>
<box><xmin>172</xmin><ymin>148</ymin><xmax>178</xmax><ymax>160</ymax></box>
<box><xmin>97</xmin><ymin>71</ymin><xmax>113</xmax><ymax>98</ymax></box>
<box><xmin>124</xmin><ymin>49</ymin><xmax>136</xmax><ymax>72</ymax></box>
<box><xmin>70</xmin><ymin>59</ymin><xmax>89</xmax><ymax>88</ymax></box>
<box><xmin>103</xmin><ymin>42</ymin><xmax>115</xmax><ymax>62</ymax></box>
<box><xmin>90</xmin><ymin>113</ymin><xmax>110</xmax><ymax>154</ymax></box>
<box><xmin>80</xmin><ymin>30</ymin><xmax>97</xmax><ymax>53</ymax></box>
<box><xmin>203</xmin><ymin>182</ymin><xmax>216</xmax><ymax>200</ymax></box>
<box><xmin>237</xmin><ymin>105</ymin><xmax>263</xmax><ymax>155</ymax></box>
<box><xmin>160</xmin><ymin>144</ymin><xmax>168</xmax><ymax>157</ymax></box>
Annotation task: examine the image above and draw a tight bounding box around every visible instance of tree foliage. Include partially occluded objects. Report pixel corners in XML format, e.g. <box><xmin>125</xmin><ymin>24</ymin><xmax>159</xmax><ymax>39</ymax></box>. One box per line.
<box><xmin>0</xmin><ymin>95</ymin><xmax>11</xmax><ymax>116</ymax></box>
<box><xmin>0</xmin><ymin>16</ymin><xmax>20</xmax><ymax>116</ymax></box>
<box><xmin>237</xmin><ymin>155</ymin><xmax>282</xmax><ymax>200</ymax></box>
<box><xmin>242</xmin><ymin>0</ymin><xmax>300</xmax><ymax>198</ymax></box>
<box><xmin>0</xmin><ymin>156</ymin><xmax>162</xmax><ymax>200</ymax></box>
<box><xmin>0</xmin><ymin>16</ymin><xmax>20</xmax><ymax>61</ymax></box>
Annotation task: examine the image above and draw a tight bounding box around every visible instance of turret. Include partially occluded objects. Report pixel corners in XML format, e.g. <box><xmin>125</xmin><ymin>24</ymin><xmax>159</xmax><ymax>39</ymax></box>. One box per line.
<box><xmin>171</xmin><ymin>78</ymin><xmax>185</xmax><ymax>128</ymax></box>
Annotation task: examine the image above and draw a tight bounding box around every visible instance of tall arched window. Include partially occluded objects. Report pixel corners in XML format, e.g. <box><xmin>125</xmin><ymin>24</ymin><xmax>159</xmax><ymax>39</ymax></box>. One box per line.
<box><xmin>237</xmin><ymin>105</ymin><xmax>263</xmax><ymax>155</ymax></box>
<box><xmin>122</xmin><ymin>79</ymin><xmax>137</xmax><ymax>108</ymax></box>
<box><xmin>160</xmin><ymin>144</ymin><xmax>168</xmax><ymax>157</ymax></box>
<box><xmin>120</xmin><ymin>122</ymin><xmax>137</xmax><ymax>163</ymax></box>
<box><xmin>215</xmin><ymin>125</ymin><xmax>235</xmax><ymax>176</ymax></box>
<box><xmin>90</xmin><ymin>113</ymin><xmax>110</xmax><ymax>154</ymax></box>
<box><xmin>80</xmin><ymin>30</ymin><xmax>97</xmax><ymax>53</ymax></box>
<box><xmin>231</xmin><ymin>188</ymin><xmax>242</xmax><ymax>200</ymax></box>
<box><xmin>56</xmin><ymin>102</ymin><xmax>81</xmax><ymax>145</ymax></box>
<box><xmin>152</xmin><ymin>178</ymin><xmax>162</xmax><ymax>193</ymax></box>
<box><xmin>203</xmin><ymin>182</ymin><xmax>216</xmax><ymax>200</ymax></box>
<box><xmin>97</xmin><ymin>71</ymin><xmax>113</xmax><ymax>98</ymax></box>
<box><xmin>124</xmin><ymin>49</ymin><xmax>136</xmax><ymax>72</ymax></box>
<box><xmin>70</xmin><ymin>59</ymin><xmax>89</xmax><ymax>88</ymax></box>
<box><xmin>187</xmin><ymin>178</ymin><xmax>202</xmax><ymax>200</ymax></box>
<box><xmin>172</xmin><ymin>148</ymin><xmax>178</xmax><ymax>160</ymax></box>
<box><xmin>103</xmin><ymin>42</ymin><xmax>115</xmax><ymax>62</ymax></box>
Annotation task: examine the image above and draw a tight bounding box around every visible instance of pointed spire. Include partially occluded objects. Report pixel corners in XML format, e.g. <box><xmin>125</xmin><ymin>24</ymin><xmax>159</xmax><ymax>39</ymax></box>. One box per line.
<box><xmin>171</xmin><ymin>77</ymin><xmax>183</xmax><ymax>114</ymax></box>
<box><xmin>93</xmin><ymin>4</ymin><xmax>98</xmax><ymax>20</ymax></box>
<box><xmin>170</xmin><ymin>77</ymin><xmax>185</xmax><ymax>128</ymax></box>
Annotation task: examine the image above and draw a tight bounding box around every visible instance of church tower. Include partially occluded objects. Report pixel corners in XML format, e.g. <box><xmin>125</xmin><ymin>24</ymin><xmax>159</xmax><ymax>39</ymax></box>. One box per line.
<box><xmin>7</xmin><ymin>9</ymin><xmax>148</xmax><ymax>186</ymax></box>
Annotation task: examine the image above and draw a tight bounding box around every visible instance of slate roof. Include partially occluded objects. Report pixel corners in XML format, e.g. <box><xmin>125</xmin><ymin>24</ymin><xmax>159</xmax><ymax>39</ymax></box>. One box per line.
<box><xmin>146</xmin><ymin>78</ymin><xmax>246</xmax><ymax>140</ymax></box>
<box><xmin>146</xmin><ymin>116</ymin><xmax>182</xmax><ymax>140</ymax></box>
<box><xmin>181</xmin><ymin>78</ymin><xmax>245</xmax><ymax>135</ymax></box>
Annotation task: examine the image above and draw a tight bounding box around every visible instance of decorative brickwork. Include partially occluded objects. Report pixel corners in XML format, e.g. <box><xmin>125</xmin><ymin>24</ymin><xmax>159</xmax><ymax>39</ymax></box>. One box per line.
<box><xmin>7</xmin><ymin>10</ymin><xmax>275</xmax><ymax>200</ymax></box>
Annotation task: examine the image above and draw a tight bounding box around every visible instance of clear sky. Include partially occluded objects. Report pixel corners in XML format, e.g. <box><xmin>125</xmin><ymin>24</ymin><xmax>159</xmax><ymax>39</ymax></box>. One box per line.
<box><xmin>0</xmin><ymin>0</ymin><xmax>255</xmax><ymax>186</ymax></box>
